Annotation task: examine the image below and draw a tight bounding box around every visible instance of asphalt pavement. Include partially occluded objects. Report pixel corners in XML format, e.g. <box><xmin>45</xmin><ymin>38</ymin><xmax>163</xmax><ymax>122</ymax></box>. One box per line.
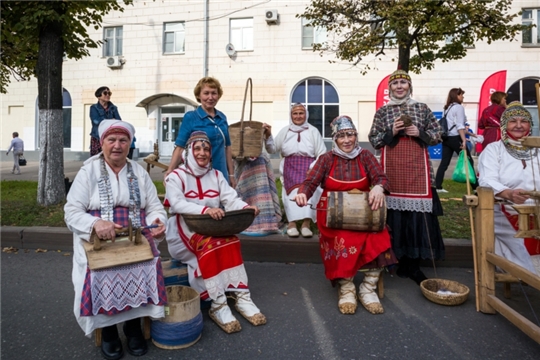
<box><xmin>1</xmin><ymin>251</ymin><xmax>539</xmax><ymax>360</ymax></box>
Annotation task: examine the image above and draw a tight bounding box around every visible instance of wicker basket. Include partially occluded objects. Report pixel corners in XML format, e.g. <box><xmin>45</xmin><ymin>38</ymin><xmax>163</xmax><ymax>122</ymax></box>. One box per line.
<box><xmin>420</xmin><ymin>279</ymin><xmax>469</xmax><ymax>306</ymax></box>
<box><xmin>182</xmin><ymin>209</ymin><xmax>255</xmax><ymax>236</ymax></box>
<box><xmin>229</xmin><ymin>78</ymin><xmax>264</xmax><ymax>159</ymax></box>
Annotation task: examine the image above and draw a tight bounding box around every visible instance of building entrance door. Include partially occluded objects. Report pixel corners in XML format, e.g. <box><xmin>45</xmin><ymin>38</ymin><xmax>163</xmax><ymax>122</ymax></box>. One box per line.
<box><xmin>160</xmin><ymin>106</ymin><xmax>185</xmax><ymax>156</ymax></box>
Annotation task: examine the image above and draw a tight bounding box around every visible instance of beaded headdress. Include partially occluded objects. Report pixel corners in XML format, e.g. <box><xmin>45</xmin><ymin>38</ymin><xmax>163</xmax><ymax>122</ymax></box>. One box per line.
<box><xmin>330</xmin><ymin>115</ymin><xmax>357</xmax><ymax>138</ymax></box>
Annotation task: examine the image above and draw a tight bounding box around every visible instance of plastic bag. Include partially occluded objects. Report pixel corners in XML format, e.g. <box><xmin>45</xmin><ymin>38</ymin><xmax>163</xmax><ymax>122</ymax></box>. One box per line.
<box><xmin>452</xmin><ymin>150</ymin><xmax>476</xmax><ymax>184</ymax></box>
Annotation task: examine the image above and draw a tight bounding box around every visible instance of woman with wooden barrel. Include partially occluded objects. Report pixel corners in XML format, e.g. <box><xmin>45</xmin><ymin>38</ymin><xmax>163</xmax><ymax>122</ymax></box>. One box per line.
<box><xmin>275</xmin><ymin>103</ymin><xmax>327</xmax><ymax>238</ymax></box>
<box><xmin>368</xmin><ymin>69</ymin><xmax>444</xmax><ymax>285</ymax></box>
<box><xmin>65</xmin><ymin>120</ymin><xmax>167</xmax><ymax>360</ymax></box>
<box><xmin>165</xmin><ymin>131</ymin><xmax>266</xmax><ymax>334</ymax></box>
<box><xmin>294</xmin><ymin>116</ymin><xmax>396</xmax><ymax>315</ymax></box>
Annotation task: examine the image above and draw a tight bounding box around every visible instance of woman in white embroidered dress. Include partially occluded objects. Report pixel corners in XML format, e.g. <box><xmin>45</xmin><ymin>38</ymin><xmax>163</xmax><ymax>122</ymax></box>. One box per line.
<box><xmin>274</xmin><ymin>103</ymin><xmax>327</xmax><ymax>238</ymax></box>
<box><xmin>165</xmin><ymin>131</ymin><xmax>266</xmax><ymax>334</ymax></box>
<box><xmin>65</xmin><ymin>120</ymin><xmax>167</xmax><ymax>360</ymax></box>
<box><xmin>478</xmin><ymin>102</ymin><xmax>540</xmax><ymax>274</ymax></box>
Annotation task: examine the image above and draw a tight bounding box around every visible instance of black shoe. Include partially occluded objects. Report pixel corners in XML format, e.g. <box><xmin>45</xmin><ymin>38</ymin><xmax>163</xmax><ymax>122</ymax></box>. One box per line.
<box><xmin>101</xmin><ymin>338</ymin><xmax>124</xmax><ymax>360</ymax></box>
<box><xmin>396</xmin><ymin>264</ymin><xmax>410</xmax><ymax>278</ymax></box>
<box><xmin>409</xmin><ymin>269</ymin><xmax>428</xmax><ymax>286</ymax></box>
<box><xmin>125</xmin><ymin>335</ymin><xmax>148</xmax><ymax>357</ymax></box>
<box><xmin>123</xmin><ymin>323</ymin><xmax>148</xmax><ymax>357</ymax></box>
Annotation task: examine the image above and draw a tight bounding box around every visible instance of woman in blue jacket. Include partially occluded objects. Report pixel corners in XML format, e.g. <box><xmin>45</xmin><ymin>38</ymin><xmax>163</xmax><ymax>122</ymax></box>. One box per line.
<box><xmin>89</xmin><ymin>86</ymin><xmax>121</xmax><ymax>155</ymax></box>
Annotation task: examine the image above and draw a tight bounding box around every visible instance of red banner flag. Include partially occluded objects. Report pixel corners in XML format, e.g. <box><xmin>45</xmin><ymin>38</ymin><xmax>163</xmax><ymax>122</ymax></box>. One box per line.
<box><xmin>376</xmin><ymin>75</ymin><xmax>391</xmax><ymax>110</ymax></box>
<box><xmin>476</xmin><ymin>70</ymin><xmax>507</xmax><ymax>152</ymax></box>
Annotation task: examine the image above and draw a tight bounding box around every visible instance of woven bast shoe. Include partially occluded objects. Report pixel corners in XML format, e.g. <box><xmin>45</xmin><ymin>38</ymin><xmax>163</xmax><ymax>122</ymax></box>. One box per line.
<box><xmin>338</xmin><ymin>278</ymin><xmax>357</xmax><ymax>314</ymax></box>
<box><xmin>209</xmin><ymin>295</ymin><xmax>242</xmax><ymax>334</ymax></box>
<box><xmin>358</xmin><ymin>271</ymin><xmax>384</xmax><ymax>315</ymax></box>
<box><xmin>234</xmin><ymin>291</ymin><xmax>267</xmax><ymax>326</ymax></box>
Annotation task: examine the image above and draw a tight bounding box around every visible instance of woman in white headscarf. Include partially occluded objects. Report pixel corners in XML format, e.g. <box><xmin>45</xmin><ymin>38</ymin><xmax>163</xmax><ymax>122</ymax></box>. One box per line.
<box><xmin>65</xmin><ymin>120</ymin><xmax>167</xmax><ymax>359</ymax></box>
<box><xmin>274</xmin><ymin>103</ymin><xmax>327</xmax><ymax>237</ymax></box>
<box><xmin>165</xmin><ymin>131</ymin><xmax>266</xmax><ymax>334</ymax></box>
<box><xmin>369</xmin><ymin>70</ymin><xmax>444</xmax><ymax>286</ymax></box>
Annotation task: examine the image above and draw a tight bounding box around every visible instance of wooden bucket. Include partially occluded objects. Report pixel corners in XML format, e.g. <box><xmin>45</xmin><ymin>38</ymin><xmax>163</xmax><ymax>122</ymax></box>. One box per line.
<box><xmin>326</xmin><ymin>189</ymin><xmax>386</xmax><ymax>232</ymax></box>
<box><xmin>151</xmin><ymin>285</ymin><xmax>203</xmax><ymax>350</ymax></box>
<box><xmin>229</xmin><ymin>78</ymin><xmax>264</xmax><ymax>159</ymax></box>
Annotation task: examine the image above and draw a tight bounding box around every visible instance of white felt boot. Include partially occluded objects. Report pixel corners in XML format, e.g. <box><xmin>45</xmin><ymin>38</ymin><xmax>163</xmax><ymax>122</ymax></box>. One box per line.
<box><xmin>209</xmin><ymin>294</ymin><xmax>241</xmax><ymax>333</ymax></box>
<box><xmin>234</xmin><ymin>291</ymin><xmax>267</xmax><ymax>326</ymax></box>
<box><xmin>338</xmin><ymin>277</ymin><xmax>357</xmax><ymax>314</ymax></box>
<box><xmin>359</xmin><ymin>270</ymin><xmax>384</xmax><ymax>314</ymax></box>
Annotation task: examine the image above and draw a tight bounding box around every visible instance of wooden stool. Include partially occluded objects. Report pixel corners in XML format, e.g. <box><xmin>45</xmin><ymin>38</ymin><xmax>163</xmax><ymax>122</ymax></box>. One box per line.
<box><xmin>377</xmin><ymin>272</ymin><xmax>384</xmax><ymax>299</ymax></box>
<box><xmin>94</xmin><ymin>317</ymin><xmax>151</xmax><ymax>346</ymax></box>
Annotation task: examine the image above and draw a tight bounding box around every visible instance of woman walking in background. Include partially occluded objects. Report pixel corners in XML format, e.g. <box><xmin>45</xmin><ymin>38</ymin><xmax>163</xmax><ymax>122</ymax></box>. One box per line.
<box><xmin>435</xmin><ymin>87</ymin><xmax>476</xmax><ymax>192</ymax></box>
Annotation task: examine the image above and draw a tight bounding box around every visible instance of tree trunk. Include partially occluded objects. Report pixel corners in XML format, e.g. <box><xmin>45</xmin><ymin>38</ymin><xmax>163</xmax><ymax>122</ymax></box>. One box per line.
<box><xmin>398</xmin><ymin>45</ymin><xmax>411</xmax><ymax>73</ymax></box>
<box><xmin>36</xmin><ymin>19</ymin><xmax>65</xmax><ymax>206</ymax></box>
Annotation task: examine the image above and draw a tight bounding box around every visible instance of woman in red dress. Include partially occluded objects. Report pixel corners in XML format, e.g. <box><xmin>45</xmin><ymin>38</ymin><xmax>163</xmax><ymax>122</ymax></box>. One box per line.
<box><xmin>294</xmin><ymin>116</ymin><xmax>396</xmax><ymax>315</ymax></box>
<box><xmin>478</xmin><ymin>91</ymin><xmax>507</xmax><ymax>149</ymax></box>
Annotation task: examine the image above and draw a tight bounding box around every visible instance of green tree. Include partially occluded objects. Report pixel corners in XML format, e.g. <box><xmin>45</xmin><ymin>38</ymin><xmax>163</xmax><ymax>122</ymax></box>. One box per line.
<box><xmin>299</xmin><ymin>0</ymin><xmax>526</xmax><ymax>73</ymax></box>
<box><xmin>1</xmin><ymin>0</ymin><xmax>133</xmax><ymax>206</ymax></box>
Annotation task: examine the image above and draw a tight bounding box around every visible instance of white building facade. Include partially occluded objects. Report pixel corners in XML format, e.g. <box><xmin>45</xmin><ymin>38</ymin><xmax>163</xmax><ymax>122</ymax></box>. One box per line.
<box><xmin>2</xmin><ymin>0</ymin><xmax>539</xmax><ymax>157</ymax></box>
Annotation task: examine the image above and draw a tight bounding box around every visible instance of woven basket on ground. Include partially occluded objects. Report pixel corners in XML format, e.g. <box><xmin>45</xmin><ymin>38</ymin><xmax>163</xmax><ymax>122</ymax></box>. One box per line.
<box><xmin>420</xmin><ymin>278</ymin><xmax>469</xmax><ymax>306</ymax></box>
<box><xmin>229</xmin><ymin>78</ymin><xmax>264</xmax><ymax>159</ymax></box>
<box><xmin>182</xmin><ymin>209</ymin><xmax>255</xmax><ymax>237</ymax></box>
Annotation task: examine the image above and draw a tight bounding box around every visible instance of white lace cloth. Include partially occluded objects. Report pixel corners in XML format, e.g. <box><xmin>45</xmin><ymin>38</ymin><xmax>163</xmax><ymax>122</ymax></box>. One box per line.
<box><xmin>203</xmin><ymin>264</ymin><xmax>249</xmax><ymax>301</ymax></box>
<box><xmin>90</xmin><ymin>258</ymin><xmax>160</xmax><ymax>315</ymax></box>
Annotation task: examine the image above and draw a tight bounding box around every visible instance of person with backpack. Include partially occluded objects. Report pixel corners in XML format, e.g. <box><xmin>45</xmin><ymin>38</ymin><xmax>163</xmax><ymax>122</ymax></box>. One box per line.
<box><xmin>435</xmin><ymin>88</ymin><xmax>476</xmax><ymax>192</ymax></box>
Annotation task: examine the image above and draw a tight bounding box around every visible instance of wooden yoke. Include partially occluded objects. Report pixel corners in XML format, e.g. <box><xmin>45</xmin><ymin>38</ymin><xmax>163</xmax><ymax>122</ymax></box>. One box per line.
<box><xmin>474</xmin><ymin>187</ymin><xmax>496</xmax><ymax>314</ymax></box>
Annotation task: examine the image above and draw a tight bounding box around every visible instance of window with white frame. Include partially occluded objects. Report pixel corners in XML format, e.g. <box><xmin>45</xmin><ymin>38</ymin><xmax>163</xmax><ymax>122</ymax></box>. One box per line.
<box><xmin>230</xmin><ymin>18</ymin><xmax>253</xmax><ymax>51</ymax></box>
<box><xmin>103</xmin><ymin>26</ymin><xmax>123</xmax><ymax>56</ymax></box>
<box><xmin>522</xmin><ymin>9</ymin><xmax>540</xmax><ymax>45</ymax></box>
<box><xmin>163</xmin><ymin>22</ymin><xmax>185</xmax><ymax>54</ymax></box>
<box><xmin>291</xmin><ymin>78</ymin><xmax>339</xmax><ymax>138</ymax></box>
<box><xmin>301</xmin><ymin>18</ymin><xmax>327</xmax><ymax>49</ymax></box>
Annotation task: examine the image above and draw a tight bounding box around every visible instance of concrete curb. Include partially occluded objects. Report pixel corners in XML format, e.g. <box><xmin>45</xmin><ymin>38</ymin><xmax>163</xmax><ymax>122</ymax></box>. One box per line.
<box><xmin>1</xmin><ymin>226</ymin><xmax>473</xmax><ymax>268</ymax></box>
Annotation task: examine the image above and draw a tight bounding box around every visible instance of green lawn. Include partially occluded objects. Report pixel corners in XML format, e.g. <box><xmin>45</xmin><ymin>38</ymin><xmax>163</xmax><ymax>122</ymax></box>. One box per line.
<box><xmin>0</xmin><ymin>179</ymin><xmax>474</xmax><ymax>240</ymax></box>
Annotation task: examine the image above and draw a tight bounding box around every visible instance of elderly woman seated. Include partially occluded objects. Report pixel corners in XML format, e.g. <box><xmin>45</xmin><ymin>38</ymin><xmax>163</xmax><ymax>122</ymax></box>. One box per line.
<box><xmin>294</xmin><ymin>116</ymin><xmax>397</xmax><ymax>315</ymax></box>
<box><xmin>478</xmin><ymin>102</ymin><xmax>540</xmax><ymax>274</ymax></box>
<box><xmin>165</xmin><ymin>131</ymin><xmax>266</xmax><ymax>333</ymax></box>
<box><xmin>65</xmin><ymin>120</ymin><xmax>167</xmax><ymax>360</ymax></box>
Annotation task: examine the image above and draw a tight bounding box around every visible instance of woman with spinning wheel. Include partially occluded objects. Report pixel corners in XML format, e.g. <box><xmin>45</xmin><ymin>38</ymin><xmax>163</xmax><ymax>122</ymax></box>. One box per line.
<box><xmin>65</xmin><ymin>120</ymin><xmax>167</xmax><ymax>360</ymax></box>
<box><xmin>294</xmin><ymin>116</ymin><xmax>396</xmax><ymax>315</ymax></box>
<box><xmin>478</xmin><ymin>102</ymin><xmax>540</xmax><ymax>274</ymax></box>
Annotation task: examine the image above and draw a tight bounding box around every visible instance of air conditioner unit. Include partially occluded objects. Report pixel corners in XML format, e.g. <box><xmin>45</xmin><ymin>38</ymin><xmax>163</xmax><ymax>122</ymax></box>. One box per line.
<box><xmin>106</xmin><ymin>56</ymin><xmax>123</xmax><ymax>68</ymax></box>
<box><xmin>265</xmin><ymin>9</ymin><xmax>278</xmax><ymax>24</ymax></box>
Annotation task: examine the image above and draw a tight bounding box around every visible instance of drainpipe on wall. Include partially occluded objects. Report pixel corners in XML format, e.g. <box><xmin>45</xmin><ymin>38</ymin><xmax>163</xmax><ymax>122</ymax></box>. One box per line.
<box><xmin>203</xmin><ymin>0</ymin><xmax>209</xmax><ymax>77</ymax></box>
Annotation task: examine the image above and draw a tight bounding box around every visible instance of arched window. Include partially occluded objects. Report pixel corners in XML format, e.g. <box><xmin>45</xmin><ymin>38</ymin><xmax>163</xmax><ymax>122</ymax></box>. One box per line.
<box><xmin>291</xmin><ymin>78</ymin><xmax>339</xmax><ymax>138</ymax></box>
<box><xmin>506</xmin><ymin>76</ymin><xmax>539</xmax><ymax>136</ymax></box>
<box><xmin>35</xmin><ymin>88</ymin><xmax>72</xmax><ymax>148</ymax></box>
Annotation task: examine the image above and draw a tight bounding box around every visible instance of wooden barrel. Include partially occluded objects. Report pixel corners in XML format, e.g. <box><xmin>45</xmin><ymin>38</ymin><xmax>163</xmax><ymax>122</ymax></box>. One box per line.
<box><xmin>326</xmin><ymin>190</ymin><xmax>386</xmax><ymax>232</ymax></box>
<box><xmin>151</xmin><ymin>285</ymin><xmax>203</xmax><ymax>349</ymax></box>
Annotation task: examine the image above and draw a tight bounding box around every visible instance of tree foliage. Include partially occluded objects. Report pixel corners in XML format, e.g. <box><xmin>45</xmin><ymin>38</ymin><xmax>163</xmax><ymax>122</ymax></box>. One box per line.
<box><xmin>1</xmin><ymin>0</ymin><xmax>132</xmax><ymax>206</ymax></box>
<box><xmin>1</xmin><ymin>0</ymin><xmax>133</xmax><ymax>94</ymax></box>
<box><xmin>299</xmin><ymin>0</ymin><xmax>526</xmax><ymax>73</ymax></box>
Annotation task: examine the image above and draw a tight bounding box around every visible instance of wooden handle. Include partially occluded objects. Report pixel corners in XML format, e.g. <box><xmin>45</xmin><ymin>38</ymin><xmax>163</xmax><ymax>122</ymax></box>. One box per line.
<box><xmin>238</xmin><ymin>78</ymin><xmax>253</xmax><ymax>158</ymax></box>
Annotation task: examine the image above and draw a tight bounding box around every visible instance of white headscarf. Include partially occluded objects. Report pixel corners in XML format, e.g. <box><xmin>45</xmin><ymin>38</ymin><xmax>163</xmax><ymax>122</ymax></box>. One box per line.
<box><xmin>98</xmin><ymin>119</ymin><xmax>134</xmax><ymax>143</ymax></box>
<box><xmin>386</xmin><ymin>70</ymin><xmax>417</xmax><ymax>106</ymax></box>
<box><xmin>182</xmin><ymin>131</ymin><xmax>213</xmax><ymax>178</ymax></box>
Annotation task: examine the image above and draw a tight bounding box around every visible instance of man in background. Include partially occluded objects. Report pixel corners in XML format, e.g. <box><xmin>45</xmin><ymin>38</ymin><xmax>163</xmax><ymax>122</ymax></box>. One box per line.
<box><xmin>6</xmin><ymin>132</ymin><xmax>24</xmax><ymax>175</ymax></box>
